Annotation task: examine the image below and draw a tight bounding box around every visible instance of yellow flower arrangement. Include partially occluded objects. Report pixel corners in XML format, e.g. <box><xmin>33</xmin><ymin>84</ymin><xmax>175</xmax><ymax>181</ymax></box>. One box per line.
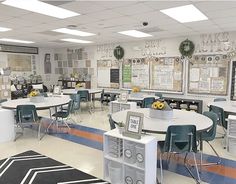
<box><xmin>152</xmin><ymin>101</ymin><xmax>165</xmax><ymax>110</ymax></box>
<box><xmin>132</xmin><ymin>86</ymin><xmax>140</xmax><ymax>93</ymax></box>
<box><xmin>29</xmin><ymin>90</ymin><xmax>39</xmax><ymax>97</ymax></box>
<box><xmin>76</xmin><ymin>83</ymin><xmax>83</xmax><ymax>88</ymax></box>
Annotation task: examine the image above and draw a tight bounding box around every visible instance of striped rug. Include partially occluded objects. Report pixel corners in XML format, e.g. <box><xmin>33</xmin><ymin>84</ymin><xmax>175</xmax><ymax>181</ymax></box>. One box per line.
<box><xmin>0</xmin><ymin>150</ymin><xmax>109</xmax><ymax>184</ymax></box>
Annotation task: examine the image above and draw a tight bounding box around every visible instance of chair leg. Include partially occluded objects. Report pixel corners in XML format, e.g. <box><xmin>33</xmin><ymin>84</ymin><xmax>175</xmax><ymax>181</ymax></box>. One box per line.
<box><xmin>184</xmin><ymin>153</ymin><xmax>201</xmax><ymax>184</ymax></box>
<box><xmin>159</xmin><ymin>153</ymin><xmax>163</xmax><ymax>184</ymax></box>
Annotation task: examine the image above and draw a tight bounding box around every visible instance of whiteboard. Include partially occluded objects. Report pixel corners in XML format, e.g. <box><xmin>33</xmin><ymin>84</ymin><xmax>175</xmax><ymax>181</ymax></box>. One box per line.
<box><xmin>188</xmin><ymin>54</ymin><xmax>229</xmax><ymax>95</ymax></box>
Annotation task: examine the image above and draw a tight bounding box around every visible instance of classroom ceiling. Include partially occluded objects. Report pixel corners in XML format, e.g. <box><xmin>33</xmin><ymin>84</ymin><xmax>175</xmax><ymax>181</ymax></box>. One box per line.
<box><xmin>0</xmin><ymin>0</ymin><xmax>236</xmax><ymax>48</ymax></box>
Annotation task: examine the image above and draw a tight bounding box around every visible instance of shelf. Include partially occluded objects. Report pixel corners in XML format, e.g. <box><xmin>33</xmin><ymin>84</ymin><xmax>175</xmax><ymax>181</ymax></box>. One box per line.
<box><xmin>123</xmin><ymin>162</ymin><xmax>145</xmax><ymax>171</ymax></box>
<box><xmin>104</xmin><ymin>155</ymin><xmax>123</xmax><ymax>163</ymax></box>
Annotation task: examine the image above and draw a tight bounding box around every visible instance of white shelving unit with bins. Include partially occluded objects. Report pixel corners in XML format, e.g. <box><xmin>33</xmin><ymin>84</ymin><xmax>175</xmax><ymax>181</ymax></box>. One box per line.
<box><xmin>103</xmin><ymin>129</ymin><xmax>157</xmax><ymax>184</ymax></box>
<box><xmin>227</xmin><ymin>115</ymin><xmax>236</xmax><ymax>154</ymax></box>
<box><xmin>109</xmin><ymin>100</ymin><xmax>137</xmax><ymax>114</ymax></box>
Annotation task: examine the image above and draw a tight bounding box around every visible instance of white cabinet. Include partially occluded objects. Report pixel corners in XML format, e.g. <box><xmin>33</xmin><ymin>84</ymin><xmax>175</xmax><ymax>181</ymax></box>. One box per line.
<box><xmin>103</xmin><ymin>129</ymin><xmax>157</xmax><ymax>184</ymax></box>
<box><xmin>227</xmin><ymin>115</ymin><xmax>236</xmax><ymax>154</ymax></box>
<box><xmin>110</xmin><ymin>100</ymin><xmax>137</xmax><ymax>114</ymax></box>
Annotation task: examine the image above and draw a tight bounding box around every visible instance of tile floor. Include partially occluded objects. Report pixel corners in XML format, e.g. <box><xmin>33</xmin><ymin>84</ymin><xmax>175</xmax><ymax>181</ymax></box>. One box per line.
<box><xmin>0</xmin><ymin>102</ymin><xmax>235</xmax><ymax>184</ymax></box>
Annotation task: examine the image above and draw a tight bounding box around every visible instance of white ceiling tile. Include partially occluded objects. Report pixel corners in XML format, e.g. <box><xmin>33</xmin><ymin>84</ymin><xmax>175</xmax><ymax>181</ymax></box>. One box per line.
<box><xmin>86</xmin><ymin>10</ymin><xmax>123</xmax><ymax>20</ymax></box>
<box><xmin>142</xmin><ymin>1</ymin><xmax>191</xmax><ymax>10</ymax></box>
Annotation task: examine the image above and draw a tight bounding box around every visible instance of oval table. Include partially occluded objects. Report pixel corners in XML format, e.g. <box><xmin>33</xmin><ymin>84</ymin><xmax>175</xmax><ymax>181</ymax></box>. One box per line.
<box><xmin>1</xmin><ymin>95</ymin><xmax>71</xmax><ymax>110</ymax></box>
<box><xmin>207</xmin><ymin>101</ymin><xmax>236</xmax><ymax>114</ymax></box>
<box><xmin>112</xmin><ymin>108</ymin><xmax>213</xmax><ymax>151</ymax></box>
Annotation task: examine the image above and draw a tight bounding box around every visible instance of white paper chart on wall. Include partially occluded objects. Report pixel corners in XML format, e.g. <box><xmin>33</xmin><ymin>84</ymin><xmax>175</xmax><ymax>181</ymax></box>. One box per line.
<box><xmin>188</xmin><ymin>54</ymin><xmax>229</xmax><ymax>95</ymax></box>
<box><xmin>97</xmin><ymin>59</ymin><xmax>119</xmax><ymax>88</ymax></box>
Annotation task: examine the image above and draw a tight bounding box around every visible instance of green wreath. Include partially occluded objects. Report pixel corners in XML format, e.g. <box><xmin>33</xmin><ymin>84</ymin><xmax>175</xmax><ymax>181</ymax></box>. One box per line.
<box><xmin>179</xmin><ymin>39</ymin><xmax>195</xmax><ymax>57</ymax></box>
<box><xmin>114</xmin><ymin>45</ymin><xmax>124</xmax><ymax>60</ymax></box>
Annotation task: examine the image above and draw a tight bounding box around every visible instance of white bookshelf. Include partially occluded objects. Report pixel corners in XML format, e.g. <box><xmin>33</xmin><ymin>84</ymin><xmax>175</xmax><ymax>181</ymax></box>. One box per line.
<box><xmin>109</xmin><ymin>100</ymin><xmax>137</xmax><ymax>114</ymax></box>
<box><xmin>103</xmin><ymin>129</ymin><xmax>157</xmax><ymax>184</ymax></box>
<box><xmin>227</xmin><ymin>115</ymin><xmax>236</xmax><ymax>154</ymax></box>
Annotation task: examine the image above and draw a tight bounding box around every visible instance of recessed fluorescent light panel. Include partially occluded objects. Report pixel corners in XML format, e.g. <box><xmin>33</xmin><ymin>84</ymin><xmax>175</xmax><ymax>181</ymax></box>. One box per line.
<box><xmin>160</xmin><ymin>4</ymin><xmax>208</xmax><ymax>23</ymax></box>
<box><xmin>61</xmin><ymin>38</ymin><xmax>93</xmax><ymax>44</ymax></box>
<box><xmin>118</xmin><ymin>30</ymin><xmax>152</xmax><ymax>38</ymax></box>
<box><xmin>0</xmin><ymin>27</ymin><xmax>11</xmax><ymax>32</ymax></box>
<box><xmin>2</xmin><ymin>0</ymin><xmax>79</xmax><ymax>19</ymax></box>
<box><xmin>0</xmin><ymin>38</ymin><xmax>34</xmax><ymax>44</ymax></box>
<box><xmin>53</xmin><ymin>28</ymin><xmax>95</xmax><ymax>37</ymax></box>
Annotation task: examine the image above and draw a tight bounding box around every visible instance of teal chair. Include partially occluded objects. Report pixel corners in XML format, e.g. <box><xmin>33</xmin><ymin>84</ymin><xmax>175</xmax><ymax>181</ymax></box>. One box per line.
<box><xmin>16</xmin><ymin>105</ymin><xmax>43</xmax><ymax>140</ymax></box>
<box><xmin>157</xmin><ymin>125</ymin><xmax>200</xmax><ymax>184</ymax></box>
<box><xmin>155</xmin><ymin>92</ymin><xmax>163</xmax><ymax>99</ymax></box>
<box><xmin>213</xmin><ymin>98</ymin><xmax>226</xmax><ymax>102</ymax></box>
<box><xmin>77</xmin><ymin>90</ymin><xmax>92</xmax><ymax>113</ymax></box>
<box><xmin>70</xmin><ymin>94</ymin><xmax>81</xmax><ymax>114</ymax></box>
<box><xmin>47</xmin><ymin>100</ymin><xmax>73</xmax><ymax>132</ymax></box>
<box><xmin>142</xmin><ymin>97</ymin><xmax>155</xmax><ymax>108</ymax></box>
<box><xmin>108</xmin><ymin>114</ymin><xmax>116</xmax><ymax>130</ymax></box>
<box><xmin>199</xmin><ymin>111</ymin><xmax>221</xmax><ymax>166</ymax></box>
<box><xmin>209</xmin><ymin>105</ymin><xmax>227</xmax><ymax>130</ymax></box>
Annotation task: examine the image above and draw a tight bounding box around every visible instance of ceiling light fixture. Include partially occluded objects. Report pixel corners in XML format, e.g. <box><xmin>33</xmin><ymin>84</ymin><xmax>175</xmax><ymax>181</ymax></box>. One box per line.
<box><xmin>0</xmin><ymin>38</ymin><xmax>34</xmax><ymax>44</ymax></box>
<box><xmin>118</xmin><ymin>30</ymin><xmax>152</xmax><ymax>38</ymax></box>
<box><xmin>61</xmin><ymin>38</ymin><xmax>93</xmax><ymax>44</ymax></box>
<box><xmin>2</xmin><ymin>0</ymin><xmax>79</xmax><ymax>19</ymax></box>
<box><xmin>0</xmin><ymin>27</ymin><xmax>11</xmax><ymax>32</ymax></box>
<box><xmin>53</xmin><ymin>28</ymin><xmax>95</xmax><ymax>37</ymax></box>
<box><xmin>160</xmin><ymin>4</ymin><xmax>208</xmax><ymax>23</ymax></box>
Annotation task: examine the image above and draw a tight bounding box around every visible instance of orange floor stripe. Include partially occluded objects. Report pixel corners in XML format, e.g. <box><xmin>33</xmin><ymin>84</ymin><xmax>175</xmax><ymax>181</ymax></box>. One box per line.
<box><xmin>69</xmin><ymin>128</ymin><xmax>103</xmax><ymax>143</ymax></box>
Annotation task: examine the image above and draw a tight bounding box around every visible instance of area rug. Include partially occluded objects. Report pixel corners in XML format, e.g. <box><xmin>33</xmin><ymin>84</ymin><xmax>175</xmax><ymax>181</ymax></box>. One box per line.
<box><xmin>0</xmin><ymin>150</ymin><xmax>109</xmax><ymax>184</ymax></box>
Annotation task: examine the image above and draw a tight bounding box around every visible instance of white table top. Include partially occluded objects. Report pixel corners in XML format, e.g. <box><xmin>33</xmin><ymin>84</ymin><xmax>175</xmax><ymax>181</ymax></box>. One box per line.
<box><xmin>127</xmin><ymin>94</ymin><xmax>158</xmax><ymax>101</ymax></box>
<box><xmin>207</xmin><ymin>101</ymin><xmax>236</xmax><ymax>113</ymax></box>
<box><xmin>62</xmin><ymin>88</ymin><xmax>102</xmax><ymax>95</ymax></box>
<box><xmin>1</xmin><ymin>95</ymin><xmax>71</xmax><ymax>110</ymax></box>
<box><xmin>111</xmin><ymin>108</ymin><xmax>212</xmax><ymax>134</ymax></box>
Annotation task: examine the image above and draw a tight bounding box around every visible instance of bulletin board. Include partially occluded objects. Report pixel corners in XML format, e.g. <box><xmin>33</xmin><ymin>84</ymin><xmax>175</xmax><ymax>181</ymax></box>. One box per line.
<box><xmin>97</xmin><ymin>59</ymin><xmax>119</xmax><ymax>88</ymax></box>
<box><xmin>122</xmin><ymin>58</ymin><xmax>150</xmax><ymax>89</ymax></box>
<box><xmin>150</xmin><ymin>57</ymin><xmax>183</xmax><ymax>92</ymax></box>
<box><xmin>188</xmin><ymin>54</ymin><xmax>229</xmax><ymax>95</ymax></box>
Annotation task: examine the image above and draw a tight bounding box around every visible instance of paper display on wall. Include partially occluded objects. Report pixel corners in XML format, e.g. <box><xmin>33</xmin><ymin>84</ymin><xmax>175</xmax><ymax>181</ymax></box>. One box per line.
<box><xmin>97</xmin><ymin>60</ymin><xmax>119</xmax><ymax>88</ymax></box>
<box><xmin>150</xmin><ymin>57</ymin><xmax>183</xmax><ymax>92</ymax></box>
<box><xmin>188</xmin><ymin>54</ymin><xmax>229</xmax><ymax>95</ymax></box>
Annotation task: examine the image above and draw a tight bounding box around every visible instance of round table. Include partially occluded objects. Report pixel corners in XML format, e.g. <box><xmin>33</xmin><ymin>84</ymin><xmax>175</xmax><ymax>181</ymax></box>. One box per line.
<box><xmin>62</xmin><ymin>88</ymin><xmax>102</xmax><ymax>95</ymax></box>
<box><xmin>207</xmin><ymin>101</ymin><xmax>236</xmax><ymax>114</ymax></box>
<box><xmin>111</xmin><ymin>108</ymin><xmax>212</xmax><ymax>134</ymax></box>
<box><xmin>1</xmin><ymin>95</ymin><xmax>71</xmax><ymax>110</ymax></box>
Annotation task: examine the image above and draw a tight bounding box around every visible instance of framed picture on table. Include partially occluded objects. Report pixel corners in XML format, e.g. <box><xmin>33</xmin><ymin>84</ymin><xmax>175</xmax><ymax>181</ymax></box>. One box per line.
<box><xmin>123</xmin><ymin>111</ymin><xmax>144</xmax><ymax>139</ymax></box>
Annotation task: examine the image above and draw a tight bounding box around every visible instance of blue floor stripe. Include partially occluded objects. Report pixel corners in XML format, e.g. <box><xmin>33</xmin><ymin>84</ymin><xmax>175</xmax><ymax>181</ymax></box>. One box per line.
<box><xmin>70</xmin><ymin>123</ymin><xmax>105</xmax><ymax>135</ymax></box>
<box><xmin>54</xmin><ymin>133</ymin><xmax>103</xmax><ymax>151</ymax></box>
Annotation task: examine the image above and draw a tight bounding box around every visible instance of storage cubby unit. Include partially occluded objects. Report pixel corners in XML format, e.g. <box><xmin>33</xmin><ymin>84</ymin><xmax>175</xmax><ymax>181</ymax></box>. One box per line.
<box><xmin>162</xmin><ymin>97</ymin><xmax>203</xmax><ymax>113</ymax></box>
<box><xmin>227</xmin><ymin>115</ymin><xmax>236</xmax><ymax>154</ymax></box>
<box><xmin>109</xmin><ymin>100</ymin><xmax>137</xmax><ymax>114</ymax></box>
<box><xmin>103</xmin><ymin>129</ymin><xmax>157</xmax><ymax>184</ymax></box>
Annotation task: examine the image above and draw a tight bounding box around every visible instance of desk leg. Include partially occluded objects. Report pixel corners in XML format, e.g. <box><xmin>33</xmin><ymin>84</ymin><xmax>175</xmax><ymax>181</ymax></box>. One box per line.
<box><xmin>199</xmin><ymin>133</ymin><xmax>203</xmax><ymax>173</ymax></box>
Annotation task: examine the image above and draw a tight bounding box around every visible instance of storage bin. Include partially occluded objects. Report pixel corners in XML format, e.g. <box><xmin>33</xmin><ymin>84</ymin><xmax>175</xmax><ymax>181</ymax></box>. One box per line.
<box><xmin>124</xmin><ymin>166</ymin><xmax>135</xmax><ymax>184</ymax></box>
<box><xmin>136</xmin><ymin>170</ymin><xmax>145</xmax><ymax>184</ymax></box>
<box><xmin>108</xmin><ymin>161</ymin><xmax>122</xmax><ymax>184</ymax></box>
<box><xmin>124</xmin><ymin>141</ymin><xmax>136</xmax><ymax>164</ymax></box>
<box><xmin>135</xmin><ymin>144</ymin><xmax>145</xmax><ymax>168</ymax></box>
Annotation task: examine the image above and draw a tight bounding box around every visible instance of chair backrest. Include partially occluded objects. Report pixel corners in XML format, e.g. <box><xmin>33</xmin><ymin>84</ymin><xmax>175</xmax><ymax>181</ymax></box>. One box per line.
<box><xmin>142</xmin><ymin>97</ymin><xmax>155</xmax><ymax>108</ymax></box>
<box><xmin>16</xmin><ymin>105</ymin><xmax>39</xmax><ymax>124</ymax></box>
<box><xmin>77</xmin><ymin>90</ymin><xmax>90</xmax><ymax>102</ymax></box>
<box><xmin>70</xmin><ymin>94</ymin><xmax>81</xmax><ymax>111</ymax></box>
<box><xmin>209</xmin><ymin>105</ymin><xmax>227</xmax><ymax>129</ymax></box>
<box><xmin>213</xmin><ymin>98</ymin><xmax>226</xmax><ymax>102</ymax></box>
<box><xmin>155</xmin><ymin>92</ymin><xmax>163</xmax><ymax>99</ymax></box>
<box><xmin>163</xmin><ymin>125</ymin><xmax>197</xmax><ymax>153</ymax></box>
<box><xmin>108</xmin><ymin>114</ymin><xmax>116</xmax><ymax>130</ymax></box>
<box><xmin>202</xmin><ymin>111</ymin><xmax>218</xmax><ymax>141</ymax></box>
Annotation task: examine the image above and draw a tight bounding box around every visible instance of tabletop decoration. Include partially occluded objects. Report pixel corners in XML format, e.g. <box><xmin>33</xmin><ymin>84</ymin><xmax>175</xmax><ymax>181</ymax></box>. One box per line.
<box><xmin>130</xmin><ymin>86</ymin><xmax>142</xmax><ymax>98</ymax></box>
<box><xmin>29</xmin><ymin>89</ymin><xmax>44</xmax><ymax>103</ymax></box>
<box><xmin>149</xmin><ymin>100</ymin><xmax>173</xmax><ymax>119</ymax></box>
<box><xmin>75</xmin><ymin>82</ymin><xmax>83</xmax><ymax>89</ymax></box>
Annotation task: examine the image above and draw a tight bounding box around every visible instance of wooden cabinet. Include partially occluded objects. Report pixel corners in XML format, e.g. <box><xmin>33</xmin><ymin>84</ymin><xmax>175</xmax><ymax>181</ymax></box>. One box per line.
<box><xmin>103</xmin><ymin>129</ymin><xmax>157</xmax><ymax>184</ymax></box>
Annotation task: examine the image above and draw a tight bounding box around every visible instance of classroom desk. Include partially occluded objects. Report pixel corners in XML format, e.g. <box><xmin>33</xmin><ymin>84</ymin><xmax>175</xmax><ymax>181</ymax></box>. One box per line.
<box><xmin>207</xmin><ymin>101</ymin><xmax>236</xmax><ymax>114</ymax></box>
<box><xmin>1</xmin><ymin>95</ymin><xmax>71</xmax><ymax>110</ymax></box>
<box><xmin>112</xmin><ymin>108</ymin><xmax>213</xmax><ymax>151</ymax></box>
